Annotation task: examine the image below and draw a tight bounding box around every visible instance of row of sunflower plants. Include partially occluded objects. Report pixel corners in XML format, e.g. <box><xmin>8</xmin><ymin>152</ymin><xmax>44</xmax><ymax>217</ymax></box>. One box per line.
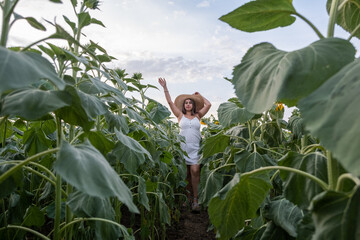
<box><xmin>0</xmin><ymin>1</ymin><xmax>187</xmax><ymax>239</ymax></box>
<box><xmin>198</xmin><ymin>0</ymin><xmax>360</xmax><ymax>239</ymax></box>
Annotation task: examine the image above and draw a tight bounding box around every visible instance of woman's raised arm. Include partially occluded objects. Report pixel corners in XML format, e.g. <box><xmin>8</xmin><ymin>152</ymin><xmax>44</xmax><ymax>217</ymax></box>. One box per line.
<box><xmin>158</xmin><ymin>77</ymin><xmax>182</xmax><ymax>118</ymax></box>
<box><xmin>194</xmin><ymin>92</ymin><xmax>211</xmax><ymax>118</ymax></box>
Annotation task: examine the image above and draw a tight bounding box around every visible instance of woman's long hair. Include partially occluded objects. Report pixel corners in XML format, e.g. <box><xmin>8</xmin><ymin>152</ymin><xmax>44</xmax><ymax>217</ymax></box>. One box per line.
<box><xmin>182</xmin><ymin>98</ymin><xmax>196</xmax><ymax>115</ymax></box>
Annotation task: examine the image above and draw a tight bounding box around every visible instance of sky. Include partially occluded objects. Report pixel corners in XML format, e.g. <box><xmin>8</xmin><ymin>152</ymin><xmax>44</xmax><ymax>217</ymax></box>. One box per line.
<box><xmin>5</xmin><ymin>0</ymin><xmax>359</xmax><ymax>121</ymax></box>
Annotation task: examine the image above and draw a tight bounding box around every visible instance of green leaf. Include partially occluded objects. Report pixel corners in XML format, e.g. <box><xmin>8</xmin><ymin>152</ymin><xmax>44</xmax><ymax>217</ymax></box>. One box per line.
<box><xmin>0</xmin><ymin>47</ymin><xmax>65</xmax><ymax>94</ymax></box>
<box><xmin>56</xmin><ymin>86</ymin><xmax>108</xmax><ymax>131</ymax></box>
<box><xmin>234</xmin><ymin>150</ymin><xmax>276</xmax><ymax>173</ymax></box>
<box><xmin>218</xmin><ymin>101</ymin><xmax>255</xmax><ymax>127</ymax></box>
<box><xmin>260</xmin><ymin>221</ymin><xmax>292</xmax><ymax>240</ymax></box>
<box><xmin>220</xmin><ymin>0</ymin><xmax>296</xmax><ymax>32</ymax></box>
<box><xmin>23</xmin><ymin>126</ymin><xmax>53</xmax><ymax>156</ymax></box>
<box><xmin>310</xmin><ymin>188</ymin><xmax>360</xmax><ymax>240</ymax></box>
<box><xmin>67</xmin><ymin>191</ymin><xmax>123</xmax><ymax>240</ymax></box>
<box><xmin>202</xmin><ymin>131</ymin><xmax>230</xmax><ymax>158</ymax></box>
<box><xmin>63</xmin><ymin>15</ymin><xmax>76</xmax><ymax>33</ymax></box>
<box><xmin>263</xmin><ymin>197</ymin><xmax>304</xmax><ymax>237</ymax></box>
<box><xmin>232</xmin><ymin>38</ymin><xmax>355</xmax><ymax>113</ymax></box>
<box><xmin>138</xmin><ymin>177</ymin><xmax>150</xmax><ymax>211</ymax></box>
<box><xmin>287</xmin><ymin>114</ymin><xmax>305</xmax><ymax>139</ymax></box>
<box><xmin>25</xmin><ymin>17</ymin><xmax>46</xmax><ymax>31</ymax></box>
<box><xmin>198</xmin><ymin>164</ymin><xmax>224</xmax><ymax>205</ymax></box>
<box><xmin>208</xmin><ymin>173</ymin><xmax>272</xmax><ymax>239</ymax></box>
<box><xmin>296</xmin><ymin>212</ymin><xmax>315</xmax><ymax>240</ymax></box>
<box><xmin>90</xmin><ymin>18</ymin><xmax>106</xmax><ymax>27</ymax></box>
<box><xmin>0</xmin><ymin>162</ymin><xmax>23</xmax><ymax>198</ymax></box>
<box><xmin>54</xmin><ymin>140</ymin><xmax>138</xmax><ymax>213</ymax></box>
<box><xmin>104</xmin><ymin>112</ymin><xmax>129</xmax><ymax>134</ymax></box>
<box><xmin>80</xmin><ymin>130</ymin><xmax>115</xmax><ymax>155</ymax></box>
<box><xmin>158</xmin><ymin>193</ymin><xmax>170</xmax><ymax>225</ymax></box>
<box><xmin>298</xmin><ymin>59</ymin><xmax>360</xmax><ymax>176</ymax></box>
<box><xmin>342</xmin><ymin>186</ymin><xmax>360</xmax><ymax>239</ymax></box>
<box><xmin>278</xmin><ymin>152</ymin><xmax>328</xmax><ymax>209</ymax></box>
<box><xmin>327</xmin><ymin>0</ymin><xmax>360</xmax><ymax>39</ymax></box>
<box><xmin>1</xmin><ymin>89</ymin><xmax>70</xmax><ymax>120</ymax></box>
<box><xmin>111</xmin><ymin>130</ymin><xmax>152</xmax><ymax>174</ymax></box>
<box><xmin>78</xmin><ymin>12</ymin><xmax>91</xmax><ymax>31</ymax></box>
<box><xmin>234</xmin><ymin>225</ymin><xmax>266</xmax><ymax>240</ymax></box>
<box><xmin>0</xmin><ymin>119</ymin><xmax>13</xmax><ymax>141</ymax></box>
<box><xmin>23</xmin><ymin>206</ymin><xmax>45</xmax><ymax>227</ymax></box>
<box><xmin>146</xmin><ymin>100</ymin><xmax>171</xmax><ymax>123</ymax></box>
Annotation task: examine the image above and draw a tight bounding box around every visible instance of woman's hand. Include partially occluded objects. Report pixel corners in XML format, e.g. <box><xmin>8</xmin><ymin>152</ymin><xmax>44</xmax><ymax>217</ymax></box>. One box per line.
<box><xmin>158</xmin><ymin>77</ymin><xmax>167</xmax><ymax>89</ymax></box>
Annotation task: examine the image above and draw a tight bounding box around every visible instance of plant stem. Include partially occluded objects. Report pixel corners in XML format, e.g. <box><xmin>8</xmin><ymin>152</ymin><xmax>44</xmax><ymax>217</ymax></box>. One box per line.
<box><xmin>0</xmin><ymin>225</ymin><xmax>51</xmax><ymax>240</ymax></box>
<box><xmin>327</xmin><ymin>0</ymin><xmax>340</xmax><ymax>37</ymax></box>
<box><xmin>0</xmin><ymin>148</ymin><xmax>59</xmax><ymax>184</ymax></box>
<box><xmin>0</xmin><ymin>0</ymin><xmax>20</xmax><ymax>46</ymax></box>
<box><xmin>248</xmin><ymin>120</ymin><xmax>253</xmax><ymax>143</ymax></box>
<box><xmin>243</xmin><ymin>166</ymin><xmax>328</xmax><ymax>190</ymax></box>
<box><xmin>2</xmin><ymin>116</ymin><xmax>7</xmax><ymax>147</ymax></box>
<box><xmin>294</xmin><ymin>12</ymin><xmax>324</xmax><ymax>39</ymax></box>
<box><xmin>53</xmin><ymin>116</ymin><xmax>63</xmax><ymax>240</ymax></box>
<box><xmin>327</xmin><ymin>151</ymin><xmax>339</xmax><ymax>190</ymax></box>
<box><xmin>336</xmin><ymin>173</ymin><xmax>360</xmax><ymax>191</ymax></box>
<box><xmin>300</xmin><ymin>134</ymin><xmax>307</xmax><ymax>153</ymax></box>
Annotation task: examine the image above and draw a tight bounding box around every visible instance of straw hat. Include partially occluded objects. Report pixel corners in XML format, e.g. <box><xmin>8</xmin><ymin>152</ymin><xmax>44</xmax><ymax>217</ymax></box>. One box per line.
<box><xmin>174</xmin><ymin>94</ymin><xmax>204</xmax><ymax>112</ymax></box>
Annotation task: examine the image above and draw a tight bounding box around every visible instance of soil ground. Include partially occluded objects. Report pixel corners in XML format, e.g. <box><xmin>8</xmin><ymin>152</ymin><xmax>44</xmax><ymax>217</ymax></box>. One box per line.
<box><xmin>121</xmin><ymin>205</ymin><xmax>216</xmax><ymax>239</ymax></box>
<box><xmin>166</xmin><ymin>206</ymin><xmax>216</xmax><ymax>240</ymax></box>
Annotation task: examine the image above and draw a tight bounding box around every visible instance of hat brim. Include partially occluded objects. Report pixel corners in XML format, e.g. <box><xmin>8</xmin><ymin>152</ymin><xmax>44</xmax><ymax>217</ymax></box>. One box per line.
<box><xmin>174</xmin><ymin>94</ymin><xmax>204</xmax><ymax>113</ymax></box>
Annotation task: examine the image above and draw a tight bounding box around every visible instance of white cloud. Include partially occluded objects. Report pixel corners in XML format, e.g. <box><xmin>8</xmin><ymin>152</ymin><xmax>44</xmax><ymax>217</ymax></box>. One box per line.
<box><xmin>116</xmin><ymin>54</ymin><xmax>224</xmax><ymax>84</ymax></box>
<box><xmin>197</xmin><ymin>1</ymin><xmax>210</xmax><ymax>8</ymax></box>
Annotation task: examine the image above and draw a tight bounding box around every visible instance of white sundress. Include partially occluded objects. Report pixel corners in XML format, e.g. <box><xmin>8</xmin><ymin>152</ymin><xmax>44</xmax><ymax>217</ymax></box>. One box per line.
<box><xmin>179</xmin><ymin>115</ymin><xmax>201</xmax><ymax>165</ymax></box>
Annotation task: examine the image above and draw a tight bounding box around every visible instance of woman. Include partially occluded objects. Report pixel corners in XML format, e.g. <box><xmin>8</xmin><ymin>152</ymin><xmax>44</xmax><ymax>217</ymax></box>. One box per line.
<box><xmin>158</xmin><ymin>77</ymin><xmax>211</xmax><ymax>212</ymax></box>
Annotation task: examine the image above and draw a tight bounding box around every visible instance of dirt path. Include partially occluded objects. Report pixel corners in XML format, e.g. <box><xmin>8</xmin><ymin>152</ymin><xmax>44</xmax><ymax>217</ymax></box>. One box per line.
<box><xmin>166</xmin><ymin>207</ymin><xmax>216</xmax><ymax>239</ymax></box>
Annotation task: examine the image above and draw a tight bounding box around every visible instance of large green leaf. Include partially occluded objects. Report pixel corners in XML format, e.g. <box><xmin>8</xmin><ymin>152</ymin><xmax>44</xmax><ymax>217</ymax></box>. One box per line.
<box><xmin>327</xmin><ymin>0</ymin><xmax>360</xmax><ymax>39</ymax></box>
<box><xmin>198</xmin><ymin>164</ymin><xmax>224</xmax><ymax>205</ymax></box>
<box><xmin>23</xmin><ymin>206</ymin><xmax>45</xmax><ymax>227</ymax></box>
<box><xmin>1</xmin><ymin>88</ymin><xmax>70</xmax><ymax>120</ymax></box>
<box><xmin>278</xmin><ymin>152</ymin><xmax>328</xmax><ymax>209</ymax></box>
<box><xmin>138</xmin><ymin>176</ymin><xmax>150</xmax><ymax>211</ymax></box>
<box><xmin>23</xmin><ymin>126</ymin><xmax>53</xmax><ymax>156</ymax></box>
<box><xmin>232</xmin><ymin>38</ymin><xmax>355</xmax><ymax>113</ymax></box>
<box><xmin>111</xmin><ymin>130</ymin><xmax>152</xmax><ymax>174</ymax></box>
<box><xmin>146</xmin><ymin>100</ymin><xmax>171</xmax><ymax>124</ymax></box>
<box><xmin>219</xmin><ymin>0</ymin><xmax>296</xmax><ymax>32</ymax></box>
<box><xmin>0</xmin><ymin>47</ymin><xmax>65</xmax><ymax>94</ymax></box>
<box><xmin>298</xmin><ymin>59</ymin><xmax>360</xmax><ymax>176</ymax></box>
<box><xmin>234</xmin><ymin>150</ymin><xmax>276</xmax><ymax>173</ymax></box>
<box><xmin>218</xmin><ymin>101</ymin><xmax>255</xmax><ymax>127</ymax></box>
<box><xmin>79</xmin><ymin>130</ymin><xmax>115</xmax><ymax>156</ymax></box>
<box><xmin>104</xmin><ymin>112</ymin><xmax>129</xmax><ymax>133</ymax></box>
<box><xmin>202</xmin><ymin>131</ymin><xmax>230</xmax><ymax>158</ymax></box>
<box><xmin>342</xmin><ymin>186</ymin><xmax>360</xmax><ymax>239</ymax></box>
<box><xmin>310</xmin><ymin>189</ymin><xmax>360</xmax><ymax>240</ymax></box>
<box><xmin>67</xmin><ymin>191</ymin><xmax>124</xmax><ymax>240</ymax></box>
<box><xmin>208</xmin><ymin>173</ymin><xmax>272</xmax><ymax>239</ymax></box>
<box><xmin>260</xmin><ymin>221</ymin><xmax>292</xmax><ymax>240</ymax></box>
<box><xmin>263</xmin><ymin>197</ymin><xmax>304</xmax><ymax>237</ymax></box>
<box><xmin>54</xmin><ymin>140</ymin><xmax>138</xmax><ymax>213</ymax></box>
<box><xmin>56</xmin><ymin>86</ymin><xmax>108</xmax><ymax>131</ymax></box>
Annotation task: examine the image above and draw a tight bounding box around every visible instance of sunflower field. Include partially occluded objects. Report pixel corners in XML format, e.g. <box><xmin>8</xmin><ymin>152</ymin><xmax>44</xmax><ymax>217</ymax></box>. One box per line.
<box><xmin>1</xmin><ymin>0</ymin><xmax>360</xmax><ymax>240</ymax></box>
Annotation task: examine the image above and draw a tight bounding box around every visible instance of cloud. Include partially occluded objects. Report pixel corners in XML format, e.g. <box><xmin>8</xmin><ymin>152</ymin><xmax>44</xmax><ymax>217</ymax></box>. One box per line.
<box><xmin>197</xmin><ymin>1</ymin><xmax>210</xmax><ymax>8</ymax></box>
<box><xmin>116</xmin><ymin>54</ymin><xmax>225</xmax><ymax>84</ymax></box>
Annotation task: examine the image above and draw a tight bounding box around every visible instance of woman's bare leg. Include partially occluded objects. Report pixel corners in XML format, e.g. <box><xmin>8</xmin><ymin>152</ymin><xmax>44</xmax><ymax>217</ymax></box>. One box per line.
<box><xmin>190</xmin><ymin>164</ymin><xmax>201</xmax><ymax>203</ymax></box>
